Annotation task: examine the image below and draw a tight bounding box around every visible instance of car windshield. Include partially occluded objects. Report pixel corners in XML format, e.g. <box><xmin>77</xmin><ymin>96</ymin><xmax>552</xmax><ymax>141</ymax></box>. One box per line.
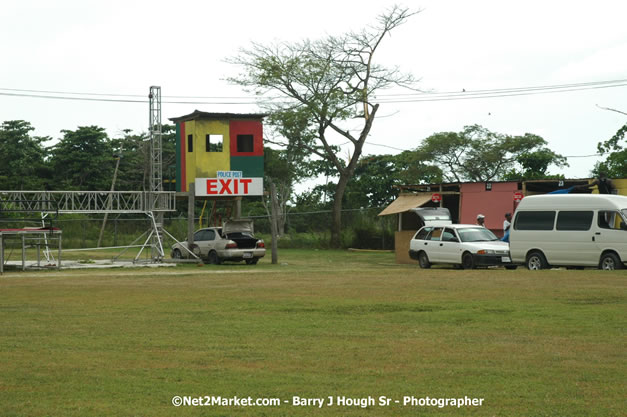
<box><xmin>457</xmin><ymin>227</ymin><xmax>499</xmax><ymax>242</ymax></box>
<box><xmin>622</xmin><ymin>209</ymin><xmax>627</xmax><ymax>221</ymax></box>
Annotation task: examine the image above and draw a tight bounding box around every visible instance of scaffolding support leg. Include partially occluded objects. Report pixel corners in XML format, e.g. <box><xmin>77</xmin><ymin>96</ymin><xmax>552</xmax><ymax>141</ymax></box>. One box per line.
<box><xmin>113</xmin><ymin>230</ymin><xmax>149</xmax><ymax>261</ymax></box>
<box><xmin>134</xmin><ymin>230</ymin><xmax>154</xmax><ymax>263</ymax></box>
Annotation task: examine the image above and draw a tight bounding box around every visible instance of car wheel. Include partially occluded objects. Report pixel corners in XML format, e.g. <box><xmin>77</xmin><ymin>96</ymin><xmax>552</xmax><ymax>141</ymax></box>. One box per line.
<box><xmin>418</xmin><ymin>252</ymin><xmax>431</xmax><ymax>269</ymax></box>
<box><xmin>526</xmin><ymin>251</ymin><xmax>548</xmax><ymax>270</ymax></box>
<box><xmin>245</xmin><ymin>258</ymin><xmax>259</xmax><ymax>265</ymax></box>
<box><xmin>505</xmin><ymin>265</ymin><xmax>518</xmax><ymax>270</ymax></box>
<box><xmin>208</xmin><ymin>251</ymin><xmax>221</xmax><ymax>265</ymax></box>
<box><xmin>171</xmin><ymin>249</ymin><xmax>182</xmax><ymax>259</ymax></box>
<box><xmin>599</xmin><ymin>253</ymin><xmax>623</xmax><ymax>270</ymax></box>
<box><xmin>462</xmin><ymin>252</ymin><xmax>475</xmax><ymax>269</ymax></box>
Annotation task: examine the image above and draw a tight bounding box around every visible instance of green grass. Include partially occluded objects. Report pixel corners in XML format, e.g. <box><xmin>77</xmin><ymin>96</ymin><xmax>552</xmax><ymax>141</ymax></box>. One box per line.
<box><xmin>0</xmin><ymin>250</ymin><xmax>625</xmax><ymax>416</ymax></box>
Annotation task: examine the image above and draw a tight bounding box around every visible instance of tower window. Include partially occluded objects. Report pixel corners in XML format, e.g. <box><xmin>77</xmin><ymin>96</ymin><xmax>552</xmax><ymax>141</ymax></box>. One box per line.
<box><xmin>187</xmin><ymin>134</ymin><xmax>193</xmax><ymax>152</ymax></box>
<box><xmin>237</xmin><ymin>134</ymin><xmax>254</xmax><ymax>153</ymax></box>
<box><xmin>206</xmin><ymin>134</ymin><xmax>223</xmax><ymax>152</ymax></box>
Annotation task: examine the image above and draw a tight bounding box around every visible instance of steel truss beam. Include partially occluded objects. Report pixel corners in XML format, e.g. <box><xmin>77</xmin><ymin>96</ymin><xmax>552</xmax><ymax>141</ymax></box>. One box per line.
<box><xmin>0</xmin><ymin>191</ymin><xmax>175</xmax><ymax>214</ymax></box>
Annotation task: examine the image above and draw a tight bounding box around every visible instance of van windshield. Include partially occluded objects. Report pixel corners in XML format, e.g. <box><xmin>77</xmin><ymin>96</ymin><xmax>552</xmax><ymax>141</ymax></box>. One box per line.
<box><xmin>457</xmin><ymin>228</ymin><xmax>499</xmax><ymax>242</ymax></box>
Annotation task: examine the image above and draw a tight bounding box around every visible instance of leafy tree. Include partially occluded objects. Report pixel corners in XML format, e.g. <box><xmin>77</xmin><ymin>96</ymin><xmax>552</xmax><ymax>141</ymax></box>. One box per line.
<box><xmin>229</xmin><ymin>5</ymin><xmax>419</xmax><ymax>247</ymax></box>
<box><xmin>263</xmin><ymin>110</ymin><xmax>337</xmax><ymax>235</ymax></box>
<box><xmin>48</xmin><ymin>126</ymin><xmax>114</xmax><ymax>190</ymax></box>
<box><xmin>414</xmin><ymin>125</ymin><xmax>568</xmax><ymax>182</ymax></box>
<box><xmin>593</xmin><ymin>122</ymin><xmax>626</xmax><ymax>178</ymax></box>
<box><xmin>0</xmin><ymin>120</ymin><xmax>50</xmax><ymax>190</ymax></box>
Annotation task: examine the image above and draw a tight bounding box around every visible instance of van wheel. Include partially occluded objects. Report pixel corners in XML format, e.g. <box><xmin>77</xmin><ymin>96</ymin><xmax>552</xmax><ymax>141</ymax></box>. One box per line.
<box><xmin>462</xmin><ymin>252</ymin><xmax>476</xmax><ymax>269</ymax></box>
<box><xmin>171</xmin><ymin>249</ymin><xmax>182</xmax><ymax>259</ymax></box>
<box><xmin>526</xmin><ymin>251</ymin><xmax>548</xmax><ymax>270</ymax></box>
<box><xmin>599</xmin><ymin>253</ymin><xmax>623</xmax><ymax>270</ymax></box>
<box><xmin>418</xmin><ymin>252</ymin><xmax>431</xmax><ymax>269</ymax></box>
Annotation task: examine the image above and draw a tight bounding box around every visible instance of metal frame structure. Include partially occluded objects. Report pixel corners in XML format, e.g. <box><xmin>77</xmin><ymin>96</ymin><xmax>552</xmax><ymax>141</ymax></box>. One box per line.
<box><xmin>0</xmin><ymin>191</ymin><xmax>175</xmax><ymax>213</ymax></box>
<box><xmin>0</xmin><ymin>86</ymin><xmax>178</xmax><ymax>266</ymax></box>
<box><xmin>148</xmin><ymin>86</ymin><xmax>165</xmax><ymax>260</ymax></box>
<box><xmin>0</xmin><ymin>228</ymin><xmax>62</xmax><ymax>274</ymax></box>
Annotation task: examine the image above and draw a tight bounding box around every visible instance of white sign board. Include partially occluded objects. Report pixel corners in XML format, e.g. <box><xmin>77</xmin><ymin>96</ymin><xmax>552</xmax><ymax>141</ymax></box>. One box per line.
<box><xmin>195</xmin><ymin>176</ymin><xmax>263</xmax><ymax>196</ymax></box>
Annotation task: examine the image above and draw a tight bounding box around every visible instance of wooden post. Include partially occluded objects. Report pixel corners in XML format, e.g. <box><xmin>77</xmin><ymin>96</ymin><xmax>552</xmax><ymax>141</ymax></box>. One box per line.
<box><xmin>235</xmin><ymin>198</ymin><xmax>242</xmax><ymax>219</ymax></box>
<box><xmin>57</xmin><ymin>232</ymin><xmax>62</xmax><ymax>270</ymax></box>
<box><xmin>21</xmin><ymin>234</ymin><xmax>26</xmax><ymax>271</ymax></box>
<box><xmin>270</xmin><ymin>182</ymin><xmax>279</xmax><ymax>264</ymax></box>
<box><xmin>187</xmin><ymin>184</ymin><xmax>195</xmax><ymax>252</ymax></box>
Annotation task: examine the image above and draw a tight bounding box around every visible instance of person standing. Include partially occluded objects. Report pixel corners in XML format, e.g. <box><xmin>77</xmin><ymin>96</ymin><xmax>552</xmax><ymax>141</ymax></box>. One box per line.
<box><xmin>503</xmin><ymin>213</ymin><xmax>512</xmax><ymax>232</ymax></box>
<box><xmin>476</xmin><ymin>214</ymin><xmax>486</xmax><ymax>227</ymax></box>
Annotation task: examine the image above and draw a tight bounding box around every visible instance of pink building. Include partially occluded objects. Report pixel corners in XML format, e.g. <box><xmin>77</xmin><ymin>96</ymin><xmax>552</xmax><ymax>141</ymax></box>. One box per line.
<box><xmin>380</xmin><ymin>179</ymin><xmax>595</xmax><ymax>264</ymax></box>
<box><xmin>458</xmin><ymin>182</ymin><xmax>519</xmax><ymax>230</ymax></box>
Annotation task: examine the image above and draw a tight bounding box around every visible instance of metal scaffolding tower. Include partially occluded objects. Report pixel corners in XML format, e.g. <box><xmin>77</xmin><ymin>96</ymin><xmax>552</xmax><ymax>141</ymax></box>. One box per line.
<box><xmin>149</xmin><ymin>86</ymin><xmax>163</xmax><ymax>197</ymax></box>
<box><xmin>148</xmin><ymin>86</ymin><xmax>165</xmax><ymax>261</ymax></box>
<box><xmin>0</xmin><ymin>86</ymin><xmax>179</xmax><ymax>267</ymax></box>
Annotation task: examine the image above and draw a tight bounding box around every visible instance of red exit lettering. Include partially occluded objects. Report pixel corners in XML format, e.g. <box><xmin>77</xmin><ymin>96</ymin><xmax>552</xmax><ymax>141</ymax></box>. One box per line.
<box><xmin>206</xmin><ymin>178</ymin><xmax>253</xmax><ymax>195</ymax></box>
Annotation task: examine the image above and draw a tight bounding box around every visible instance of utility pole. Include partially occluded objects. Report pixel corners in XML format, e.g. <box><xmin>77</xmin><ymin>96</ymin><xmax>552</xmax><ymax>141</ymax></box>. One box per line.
<box><xmin>270</xmin><ymin>182</ymin><xmax>279</xmax><ymax>264</ymax></box>
<box><xmin>97</xmin><ymin>144</ymin><xmax>123</xmax><ymax>247</ymax></box>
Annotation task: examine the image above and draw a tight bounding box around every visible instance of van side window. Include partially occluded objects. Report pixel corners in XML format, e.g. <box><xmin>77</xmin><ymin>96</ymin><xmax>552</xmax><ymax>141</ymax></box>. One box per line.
<box><xmin>598</xmin><ymin>211</ymin><xmax>621</xmax><ymax>230</ymax></box>
<box><xmin>514</xmin><ymin>211</ymin><xmax>556</xmax><ymax>231</ymax></box>
<box><xmin>556</xmin><ymin>211</ymin><xmax>593</xmax><ymax>231</ymax></box>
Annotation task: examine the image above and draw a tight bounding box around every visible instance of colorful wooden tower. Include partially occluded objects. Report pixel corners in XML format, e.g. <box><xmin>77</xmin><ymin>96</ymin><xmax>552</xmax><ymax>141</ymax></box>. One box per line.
<box><xmin>169</xmin><ymin>111</ymin><xmax>266</xmax><ymax>193</ymax></box>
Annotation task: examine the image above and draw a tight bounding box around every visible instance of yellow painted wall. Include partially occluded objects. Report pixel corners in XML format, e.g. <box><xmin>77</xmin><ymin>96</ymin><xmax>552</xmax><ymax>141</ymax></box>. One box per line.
<box><xmin>184</xmin><ymin>119</ymin><xmax>231</xmax><ymax>184</ymax></box>
<box><xmin>610</xmin><ymin>178</ymin><xmax>627</xmax><ymax>195</ymax></box>
<box><xmin>590</xmin><ymin>178</ymin><xmax>627</xmax><ymax>196</ymax></box>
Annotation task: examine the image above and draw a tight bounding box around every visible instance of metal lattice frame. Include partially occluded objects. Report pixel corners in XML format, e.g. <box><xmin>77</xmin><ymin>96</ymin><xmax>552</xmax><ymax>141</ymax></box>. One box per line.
<box><xmin>149</xmin><ymin>86</ymin><xmax>163</xmax><ymax>199</ymax></box>
<box><xmin>0</xmin><ymin>191</ymin><xmax>175</xmax><ymax>214</ymax></box>
<box><xmin>0</xmin><ymin>86</ymin><xmax>174</xmax><ymax>264</ymax></box>
<box><xmin>149</xmin><ymin>86</ymin><xmax>165</xmax><ymax>260</ymax></box>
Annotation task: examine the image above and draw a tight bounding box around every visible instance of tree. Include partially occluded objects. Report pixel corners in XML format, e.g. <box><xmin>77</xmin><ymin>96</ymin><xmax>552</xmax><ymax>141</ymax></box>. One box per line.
<box><xmin>229</xmin><ymin>5</ymin><xmax>419</xmax><ymax>247</ymax></box>
<box><xmin>48</xmin><ymin>126</ymin><xmax>114</xmax><ymax>190</ymax></box>
<box><xmin>0</xmin><ymin>120</ymin><xmax>50</xmax><ymax>190</ymax></box>
<box><xmin>593</xmin><ymin>107</ymin><xmax>626</xmax><ymax>178</ymax></box>
<box><xmin>262</xmin><ymin>110</ymin><xmax>334</xmax><ymax>236</ymax></box>
<box><xmin>413</xmin><ymin>125</ymin><xmax>568</xmax><ymax>182</ymax></box>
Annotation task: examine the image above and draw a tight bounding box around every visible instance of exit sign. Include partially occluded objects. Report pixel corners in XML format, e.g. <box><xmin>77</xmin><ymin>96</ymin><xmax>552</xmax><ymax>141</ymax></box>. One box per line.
<box><xmin>195</xmin><ymin>177</ymin><xmax>263</xmax><ymax>196</ymax></box>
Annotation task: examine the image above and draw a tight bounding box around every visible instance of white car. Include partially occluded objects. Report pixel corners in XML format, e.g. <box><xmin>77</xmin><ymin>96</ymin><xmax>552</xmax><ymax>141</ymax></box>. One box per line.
<box><xmin>409</xmin><ymin>224</ymin><xmax>515</xmax><ymax>269</ymax></box>
<box><xmin>171</xmin><ymin>219</ymin><xmax>265</xmax><ymax>265</ymax></box>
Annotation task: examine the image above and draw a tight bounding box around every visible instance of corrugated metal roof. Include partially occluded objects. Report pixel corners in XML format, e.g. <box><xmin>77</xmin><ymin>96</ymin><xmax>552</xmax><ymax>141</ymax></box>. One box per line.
<box><xmin>169</xmin><ymin>110</ymin><xmax>268</xmax><ymax>123</ymax></box>
<box><xmin>378</xmin><ymin>194</ymin><xmax>432</xmax><ymax>216</ymax></box>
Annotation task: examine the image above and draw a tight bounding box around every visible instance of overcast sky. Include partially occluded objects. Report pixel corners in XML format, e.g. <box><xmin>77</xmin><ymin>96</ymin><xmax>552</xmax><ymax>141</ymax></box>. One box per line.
<box><xmin>2</xmin><ymin>0</ymin><xmax>626</xmax><ymax>180</ymax></box>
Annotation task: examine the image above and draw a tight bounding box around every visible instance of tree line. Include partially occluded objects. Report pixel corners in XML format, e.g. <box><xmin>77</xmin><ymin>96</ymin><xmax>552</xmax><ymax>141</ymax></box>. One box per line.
<box><xmin>1</xmin><ymin>5</ymin><xmax>624</xmax><ymax>248</ymax></box>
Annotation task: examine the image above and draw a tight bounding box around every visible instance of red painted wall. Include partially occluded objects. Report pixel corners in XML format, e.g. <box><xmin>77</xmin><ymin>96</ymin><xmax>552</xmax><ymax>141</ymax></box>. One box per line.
<box><xmin>229</xmin><ymin>120</ymin><xmax>263</xmax><ymax>157</ymax></box>
<box><xmin>460</xmin><ymin>182</ymin><xmax>519</xmax><ymax>232</ymax></box>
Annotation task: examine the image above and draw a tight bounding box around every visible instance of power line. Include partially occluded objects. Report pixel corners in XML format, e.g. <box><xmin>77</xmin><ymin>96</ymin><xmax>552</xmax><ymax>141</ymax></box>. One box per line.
<box><xmin>1</xmin><ymin>78</ymin><xmax>627</xmax><ymax>104</ymax></box>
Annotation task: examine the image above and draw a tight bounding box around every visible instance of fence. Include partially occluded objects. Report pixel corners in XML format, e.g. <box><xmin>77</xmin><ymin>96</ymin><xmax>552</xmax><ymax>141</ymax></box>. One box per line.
<box><xmin>0</xmin><ymin>207</ymin><xmax>395</xmax><ymax>250</ymax></box>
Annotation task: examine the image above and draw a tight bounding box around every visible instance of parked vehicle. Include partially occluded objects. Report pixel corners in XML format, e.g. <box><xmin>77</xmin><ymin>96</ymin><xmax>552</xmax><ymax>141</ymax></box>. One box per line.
<box><xmin>409</xmin><ymin>207</ymin><xmax>453</xmax><ymax>228</ymax></box>
<box><xmin>509</xmin><ymin>194</ymin><xmax>627</xmax><ymax>270</ymax></box>
<box><xmin>170</xmin><ymin>219</ymin><xmax>265</xmax><ymax>264</ymax></box>
<box><xmin>409</xmin><ymin>224</ymin><xmax>515</xmax><ymax>269</ymax></box>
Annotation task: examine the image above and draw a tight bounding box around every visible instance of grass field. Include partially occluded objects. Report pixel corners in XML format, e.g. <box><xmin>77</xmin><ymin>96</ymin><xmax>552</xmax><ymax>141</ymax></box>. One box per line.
<box><xmin>0</xmin><ymin>250</ymin><xmax>625</xmax><ymax>416</ymax></box>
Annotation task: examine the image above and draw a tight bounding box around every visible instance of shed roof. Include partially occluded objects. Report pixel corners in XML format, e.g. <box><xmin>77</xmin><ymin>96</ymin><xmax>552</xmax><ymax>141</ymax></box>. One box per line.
<box><xmin>378</xmin><ymin>194</ymin><xmax>432</xmax><ymax>216</ymax></box>
<box><xmin>169</xmin><ymin>110</ymin><xmax>268</xmax><ymax>123</ymax></box>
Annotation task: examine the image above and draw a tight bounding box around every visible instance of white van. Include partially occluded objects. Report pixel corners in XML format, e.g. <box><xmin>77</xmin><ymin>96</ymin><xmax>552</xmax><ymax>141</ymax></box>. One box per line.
<box><xmin>509</xmin><ymin>194</ymin><xmax>627</xmax><ymax>270</ymax></box>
